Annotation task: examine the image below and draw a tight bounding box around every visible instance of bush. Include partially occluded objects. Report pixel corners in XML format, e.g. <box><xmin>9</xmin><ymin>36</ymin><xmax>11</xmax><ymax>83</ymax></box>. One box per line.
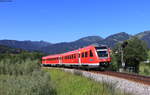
<box><xmin>0</xmin><ymin>53</ymin><xmax>56</xmax><ymax>95</ymax></box>
<box><xmin>0</xmin><ymin>71</ymin><xmax>56</xmax><ymax>95</ymax></box>
<box><xmin>0</xmin><ymin>59</ymin><xmax>39</xmax><ymax>75</ymax></box>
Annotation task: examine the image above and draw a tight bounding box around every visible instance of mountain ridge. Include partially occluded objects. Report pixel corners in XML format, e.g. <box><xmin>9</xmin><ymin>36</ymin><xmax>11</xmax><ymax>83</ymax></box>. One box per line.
<box><xmin>0</xmin><ymin>31</ymin><xmax>150</xmax><ymax>54</ymax></box>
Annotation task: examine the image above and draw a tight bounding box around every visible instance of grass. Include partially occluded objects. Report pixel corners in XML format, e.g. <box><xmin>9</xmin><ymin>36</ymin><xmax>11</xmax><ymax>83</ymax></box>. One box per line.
<box><xmin>148</xmin><ymin>50</ymin><xmax>150</xmax><ymax>60</ymax></box>
<box><xmin>0</xmin><ymin>71</ymin><xmax>56</xmax><ymax>95</ymax></box>
<box><xmin>0</xmin><ymin>58</ymin><xmax>56</xmax><ymax>95</ymax></box>
<box><xmin>46</xmin><ymin>68</ymin><xmax>132</xmax><ymax>95</ymax></box>
<box><xmin>139</xmin><ymin>51</ymin><xmax>150</xmax><ymax>76</ymax></box>
<box><xmin>139</xmin><ymin>63</ymin><xmax>150</xmax><ymax>76</ymax></box>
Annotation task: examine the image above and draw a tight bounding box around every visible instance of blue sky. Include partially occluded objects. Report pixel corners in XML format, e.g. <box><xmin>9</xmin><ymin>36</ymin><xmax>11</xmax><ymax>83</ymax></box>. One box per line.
<box><xmin>0</xmin><ymin>0</ymin><xmax>150</xmax><ymax>43</ymax></box>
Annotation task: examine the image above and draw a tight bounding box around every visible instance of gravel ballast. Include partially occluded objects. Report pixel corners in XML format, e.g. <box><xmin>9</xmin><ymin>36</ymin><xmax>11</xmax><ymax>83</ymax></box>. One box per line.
<box><xmin>62</xmin><ymin>68</ymin><xmax>150</xmax><ymax>95</ymax></box>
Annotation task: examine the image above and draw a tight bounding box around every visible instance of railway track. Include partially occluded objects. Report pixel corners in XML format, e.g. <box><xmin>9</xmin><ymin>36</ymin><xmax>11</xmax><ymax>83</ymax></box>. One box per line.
<box><xmin>43</xmin><ymin>67</ymin><xmax>150</xmax><ymax>86</ymax></box>
<box><xmin>90</xmin><ymin>71</ymin><xmax>150</xmax><ymax>85</ymax></box>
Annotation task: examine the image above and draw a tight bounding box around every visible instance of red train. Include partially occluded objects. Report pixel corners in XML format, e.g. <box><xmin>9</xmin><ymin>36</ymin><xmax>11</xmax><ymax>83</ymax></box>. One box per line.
<box><xmin>42</xmin><ymin>45</ymin><xmax>111</xmax><ymax>70</ymax></box>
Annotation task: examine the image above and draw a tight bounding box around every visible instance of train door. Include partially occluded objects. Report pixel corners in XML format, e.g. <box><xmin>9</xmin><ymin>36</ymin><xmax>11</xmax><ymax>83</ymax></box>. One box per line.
<box><xmin>78</xmin><ymin>52</ymin><xmax>81</xmax><ymax>65</ymax></box>
<box><xmin>59</xmin><ymin>56</ymin><xmax>61</xmax><ymax>64</ymax></box>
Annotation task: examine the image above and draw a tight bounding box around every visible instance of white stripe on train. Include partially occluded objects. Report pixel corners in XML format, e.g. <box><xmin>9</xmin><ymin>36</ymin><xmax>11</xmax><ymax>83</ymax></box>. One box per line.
<box><xmin>43</xmin><ymin>63</ymin><xmax>100</xmax><ymax>66</ymax></box>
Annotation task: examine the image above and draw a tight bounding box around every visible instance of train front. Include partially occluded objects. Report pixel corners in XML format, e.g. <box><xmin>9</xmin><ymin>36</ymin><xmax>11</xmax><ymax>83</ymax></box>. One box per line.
<box><xmin>95</xmin><ymin>46</ymin><xmax>111</xmax><ymax>68</ymax></box>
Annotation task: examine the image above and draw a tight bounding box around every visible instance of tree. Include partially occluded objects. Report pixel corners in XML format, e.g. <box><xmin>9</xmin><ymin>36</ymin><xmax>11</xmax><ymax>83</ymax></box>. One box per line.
<box><xmin>123</xmin><ymin>37</ymin><xmax>148</xmax><ymax>73</ymax></box>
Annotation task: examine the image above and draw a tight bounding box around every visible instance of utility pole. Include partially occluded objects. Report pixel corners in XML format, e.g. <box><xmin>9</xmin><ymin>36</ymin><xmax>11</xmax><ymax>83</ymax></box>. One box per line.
<box><xmin>121</xmin><ymin>47</ymin><xmax>125</xmax><ymax>68</ymax></box>
<box><xmin>119</xmin><ymin>43</ymin><xmax>125</xmax><ymax>72</ymax></box>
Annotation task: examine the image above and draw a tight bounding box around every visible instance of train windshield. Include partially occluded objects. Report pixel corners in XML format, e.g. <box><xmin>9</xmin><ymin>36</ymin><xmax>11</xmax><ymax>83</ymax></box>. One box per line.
<box><xmin>95</xmin><ymin>47</ymin><xmax>108</xmax><ymax>58</ymax></box>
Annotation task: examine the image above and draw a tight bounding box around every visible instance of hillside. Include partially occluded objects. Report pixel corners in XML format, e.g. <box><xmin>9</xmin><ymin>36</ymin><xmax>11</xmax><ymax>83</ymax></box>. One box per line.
<box><xmin>40</xmin><ymin>33</ymin><xmax>131</xmax><ymax>54</ymax></box>
<box><xmin>99</xmin><ymin>32</ymin><xmax>131</xmax><ymax>47</ymax></box>
<box><xmin>41</xmin><ymin>36</ymin><xmax>103</xmax><ymax>54</ymax></box>
<box><xmin>0</xmin><ymin>31</ymin><xmax>150</xmax><ymax>54</ymax></box>
<box><xmin>0</xmin><ymin>40</ymin><xmax>51</xmax><ymax>51</ymax></box>
<box><xmin>136</xmin><ymin>31</ymin><xmax>150</xmax><ymax>48</ymax></box>
<box><xmin>0</xmin><ymin>45</ymin><xmax>24</xmax><ymax>54</ymax></box>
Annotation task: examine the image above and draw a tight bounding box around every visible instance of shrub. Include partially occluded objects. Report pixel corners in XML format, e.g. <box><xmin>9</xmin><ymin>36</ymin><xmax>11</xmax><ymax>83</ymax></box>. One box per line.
<box><xmin>0</xmin><ymin>71</ymin><xmax>56</xmax><ymax>95</ymax></box>
<box><xmin>0</xmin><ymin>59</ymin><xmax>39</xmax><ymax>75</ymax></box>
<box><xmin>0</xmin><ymin>53</ymin><xmax>56</xmax><ymax>95</ymax></box>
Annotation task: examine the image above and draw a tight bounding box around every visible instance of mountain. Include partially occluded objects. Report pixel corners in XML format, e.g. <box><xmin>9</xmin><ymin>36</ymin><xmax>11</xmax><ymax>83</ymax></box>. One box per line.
<box><xmin>40</xmin><ymin>36</ymin><xmax>103</xmax><ymax>54</ymax></box>
<box><xmin>100</xmin><ymin>32</ymin><xmax>132</xmax><ymax>47</ymax></box>
<box><xmin>0</xmin><ymin>40</ymin><xmax>52</xmax><ymax>51</ymax></box>
<box><xmin>0</xmin><ymin>45</ymin><xmax>24</xmax><ymax>54</ymax></box>
<box><xmin>40</xmin><ymin>33</ymin><xmax>131</xmax><ymax>54</ymax></box>
<box><xmin>136</xmin><ymin>31</ymin><xmax>150</xmax><ymax>48</ymax></box>
<box><xmin>0</xmin><ymin>31</ymin><xmax>149</xmax><ymax>54</ymax></box>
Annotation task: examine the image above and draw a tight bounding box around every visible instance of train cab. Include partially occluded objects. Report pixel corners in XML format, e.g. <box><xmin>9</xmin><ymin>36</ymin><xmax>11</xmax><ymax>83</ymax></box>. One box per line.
<box><xmin>95</xmin><ymin>46</ymin><xmax>111</xmax><ymax>67</ymax></box>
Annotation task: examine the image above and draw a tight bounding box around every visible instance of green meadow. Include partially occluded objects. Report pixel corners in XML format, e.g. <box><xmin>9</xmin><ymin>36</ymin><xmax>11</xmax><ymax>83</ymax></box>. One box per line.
<box><xmin>139</xmin><ymin>51</ymin><xmax>150</xmax><ymax>76</ymax></box>
<box><xmin>46</xmin><ymin>68</ymin><xmax>132</xmax><ymax>95</ymax></box>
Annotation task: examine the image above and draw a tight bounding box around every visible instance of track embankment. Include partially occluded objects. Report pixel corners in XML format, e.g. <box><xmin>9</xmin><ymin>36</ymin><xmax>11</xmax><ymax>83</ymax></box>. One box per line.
<box><xmin>43</xmin><ymin>67</ymin><xmax>150</xmax><ymax>95</ymax></box>
<box><xmin>90</xmin><ymin>71</ymin><xmax>150</xmax><ymax>85</ymax></box>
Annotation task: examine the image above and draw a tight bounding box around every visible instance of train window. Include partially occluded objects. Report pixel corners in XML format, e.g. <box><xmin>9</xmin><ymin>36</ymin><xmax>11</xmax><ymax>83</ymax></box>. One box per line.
<box><xmin>71</xmin><ymin>55</ymin><xmax>73</xmax><ymax>59</ymax></box>
<box><xmin>70</xmin><ymin>55</ymin><xmax>72</xmax><ymax>59</ymax></box>
<box><xmin>82</xmin><ymin>52</ymin><xmax>84</xmax><ymax>58</ymax></box>
<box><xmin>95</xmin><ymin>46</ymin><xmax>107</xmax><ymax>49</ymax></box>
<box><xmin>90</xmin><ymin>50</ymin><xmax>93</xmax><ymax>57</ymax></box>
<box><xmin>85</xmin><ymin>52</ymin><xmax>88</xmax><ymax>57</ymax></box>
<box><xmin>74</xmin><ymin>54</ymin><xmax>76</xmax><ymax>58</ymax></box>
